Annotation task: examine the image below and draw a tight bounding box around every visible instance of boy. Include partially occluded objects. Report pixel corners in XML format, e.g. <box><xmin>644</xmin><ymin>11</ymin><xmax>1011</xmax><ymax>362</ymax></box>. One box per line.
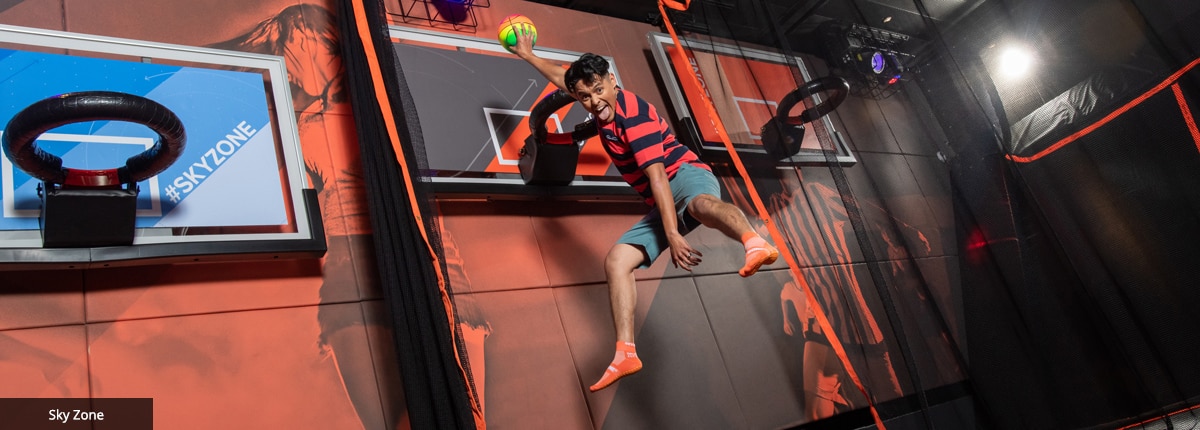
<box><xmin>511</xmin><ymin>29</ymin><xmax>778</xmax><ymax>391</ymax></box>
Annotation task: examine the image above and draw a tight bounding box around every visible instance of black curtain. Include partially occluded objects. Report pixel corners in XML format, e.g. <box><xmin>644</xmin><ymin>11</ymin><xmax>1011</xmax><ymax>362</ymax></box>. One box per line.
<box><xmin>334</xmin><ymin>0</ymin><xmax>476</xmax><ymax>428</ymax></box>
<box><xmin>919</xmin><ymin>0</ymin><xmax>1200</xmax><ymax>428</ymax></box>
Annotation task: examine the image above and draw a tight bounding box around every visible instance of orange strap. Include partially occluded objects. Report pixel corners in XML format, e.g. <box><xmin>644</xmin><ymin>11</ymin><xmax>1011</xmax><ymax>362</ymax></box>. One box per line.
<box><xmin>1171</xmin><ymin>83</ymin><xmax>1200</xmax><ymax>154</ymax></box>
<box><xmin>349</xmin><ymin>2</ymin><xmax>485</xmax><ymax>428</ymax></box>
<box><xmin>1117</xmin><ymin>403</ymin><xmax>1200</xmax><ymax>430</ymax></box>
<box><xmin>1008</xmin><ymin>56</ymin><xmax>1200</xmax><ymax>163</ymax></box>
<box><xmin>656</xmin><ymin>1</ymin><xmax>885</xmax><ymax>428</ymax></box>
<box><xmin>661</xmin><ymin>0</ymin><xmax>691</xmax><ymax>11</ymax></box>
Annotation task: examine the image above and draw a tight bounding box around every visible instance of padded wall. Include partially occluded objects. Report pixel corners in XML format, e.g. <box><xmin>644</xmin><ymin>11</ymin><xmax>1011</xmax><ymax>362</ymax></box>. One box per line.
<box><xmin>0</xmin><ymin>1</ymin><xmax>409</xmax><ymax>429</ymax></box>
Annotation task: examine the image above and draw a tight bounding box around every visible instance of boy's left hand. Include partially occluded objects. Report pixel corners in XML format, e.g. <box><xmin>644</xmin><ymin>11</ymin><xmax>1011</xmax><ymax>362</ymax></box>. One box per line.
<box><xmin>668</xmin><ymin>232</ymin><xmax>701</xmax><ymax>270</ymax></box>
<box><xmin>512</xmin><ymin>23</ymin><xmax>536</xmax><ymax>59</ymax></box>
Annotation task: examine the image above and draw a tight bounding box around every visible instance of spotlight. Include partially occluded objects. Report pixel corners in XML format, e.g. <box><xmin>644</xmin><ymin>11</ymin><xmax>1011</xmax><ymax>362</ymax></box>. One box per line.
<box><xmin>870</xmin><ymin>52</ymin><xmax>886</xmax><ymax>74</ymax></box>
<box><xmin>856</xmin><ymin>51</ymin><xmax>888</xmax><ymax>75</ymax></box>
<box><xmin>998</xmin><ymin>46</ymin><xmax>1035</xmax><ymax>78</ymax></box>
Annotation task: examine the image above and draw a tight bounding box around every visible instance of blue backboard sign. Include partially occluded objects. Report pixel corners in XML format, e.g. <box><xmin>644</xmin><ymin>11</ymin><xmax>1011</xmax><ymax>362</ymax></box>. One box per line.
<box><xmin>0</xmin><ymin>48</ymin><xmax>286</xmax><ymax>230</ymax></box>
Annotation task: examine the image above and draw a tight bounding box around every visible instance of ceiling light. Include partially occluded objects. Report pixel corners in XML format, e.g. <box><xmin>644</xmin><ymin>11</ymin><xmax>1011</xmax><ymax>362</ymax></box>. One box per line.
<box><xmin>998</xmin><ymin>46</ymin><xmax>1034</xmax><ymax>78</ymax></box>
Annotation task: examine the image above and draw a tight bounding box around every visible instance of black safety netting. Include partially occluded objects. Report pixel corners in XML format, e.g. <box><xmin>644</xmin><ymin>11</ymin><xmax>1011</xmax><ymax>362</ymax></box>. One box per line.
<box><xmin>666</xmin><ymin>0</ymin><xmax>1200</xmax><ymax>429</ymax></box>
<box><xmin>336</xmin><ymin>0</ymin><xmax>1200</xmax><ymax>428</ymax></box>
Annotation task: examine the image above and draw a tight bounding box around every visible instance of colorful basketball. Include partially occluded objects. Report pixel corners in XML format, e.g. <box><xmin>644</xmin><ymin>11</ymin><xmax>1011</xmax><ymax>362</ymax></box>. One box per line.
<box><xmin>498</xmin><ymin>14</ymin><xmax>537</xmax><ymax>53</ymax></box>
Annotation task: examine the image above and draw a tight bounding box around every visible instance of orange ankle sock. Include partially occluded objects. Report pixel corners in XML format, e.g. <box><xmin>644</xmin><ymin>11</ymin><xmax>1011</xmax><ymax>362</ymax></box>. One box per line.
<box><xmin>739</xmin><ymin>233</ymin><xmax>778</xmax><ymax>277</ymax></box>
<box><xmin>589</xmin><ymin>341</ymin><xmax>642</xmax><ymax>392</ymax></box>
<box><xmin>741</xmin><ymin>232</ymin><xmax>765</xmax><ymax>248</ymax></box>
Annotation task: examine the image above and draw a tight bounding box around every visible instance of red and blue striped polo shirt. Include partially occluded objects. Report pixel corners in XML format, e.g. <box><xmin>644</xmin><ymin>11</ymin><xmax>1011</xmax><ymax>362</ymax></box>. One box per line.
<box><xmin>598</xmin><ymin>88</ymin><xmax>709</xmax><ymax>205</ymax></box>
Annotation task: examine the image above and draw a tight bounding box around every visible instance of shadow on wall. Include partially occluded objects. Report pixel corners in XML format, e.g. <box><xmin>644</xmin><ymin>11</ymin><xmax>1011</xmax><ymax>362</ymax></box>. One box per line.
<box><xmin>210</xmin><ymin>4</ymin><xmax>407</xmax><ymax>430</ymax></box>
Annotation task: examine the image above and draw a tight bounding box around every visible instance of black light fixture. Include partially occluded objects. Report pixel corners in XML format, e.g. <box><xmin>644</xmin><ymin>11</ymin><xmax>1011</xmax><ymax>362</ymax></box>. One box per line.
<box><xmin>819</xmin><ymin>21</ymin><xmax>914</xmax><ymax>99</ymax></box>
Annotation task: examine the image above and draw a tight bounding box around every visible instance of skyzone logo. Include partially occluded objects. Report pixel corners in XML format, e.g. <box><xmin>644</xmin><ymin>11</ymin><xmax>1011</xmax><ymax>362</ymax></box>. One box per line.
<box><xmin>163</xmin><ymin>120</ymin><xmax>258</xmax><ymax>203</ymax></box>
<box><xmin>688</xmin><ymin>55</ymin><xmax>712</xmax><ymax>100</ymax></box>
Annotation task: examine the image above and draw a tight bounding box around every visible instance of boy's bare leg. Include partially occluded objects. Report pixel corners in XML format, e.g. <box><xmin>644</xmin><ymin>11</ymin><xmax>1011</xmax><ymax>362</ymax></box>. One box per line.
<box><xmin>590</xmin><ymin>243</ymin><xmax>646</xmax><ymax>392</ymax></box>
<box><xmin>687</xmin><ymin>194</ymin><xmax>779</xmax><ymax>276</ymax></box>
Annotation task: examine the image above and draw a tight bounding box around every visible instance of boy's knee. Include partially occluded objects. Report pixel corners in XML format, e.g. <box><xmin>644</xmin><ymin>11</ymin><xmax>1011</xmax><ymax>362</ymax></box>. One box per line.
<box><xmin>604</xmin><ymin>244</ymin><xmax>644</xmax><ymax>273</ymax></box>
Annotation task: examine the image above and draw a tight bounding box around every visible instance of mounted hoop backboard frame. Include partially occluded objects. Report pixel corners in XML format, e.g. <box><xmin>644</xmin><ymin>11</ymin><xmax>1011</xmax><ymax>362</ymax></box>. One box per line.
<box><xmin>647</xmin><ymin>32</ymin><xmax>856</xmax><ymax>165</ymax></box>
<box><xmin>0</xmin><ymin>24</ymin><xmax>324</xmax><ymax>269</ymax></box>
<box><xmin>388</xmin><ymin>26</ymin><xmax>637</xmax><ymax>200</ymax></box>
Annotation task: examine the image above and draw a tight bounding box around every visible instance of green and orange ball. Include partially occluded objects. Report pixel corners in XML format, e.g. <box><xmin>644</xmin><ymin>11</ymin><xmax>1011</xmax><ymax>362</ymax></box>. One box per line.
<box><xmin>498</xmin><ymin>14</ymin><xmax>537</xmax><ymax>53</ymax></box>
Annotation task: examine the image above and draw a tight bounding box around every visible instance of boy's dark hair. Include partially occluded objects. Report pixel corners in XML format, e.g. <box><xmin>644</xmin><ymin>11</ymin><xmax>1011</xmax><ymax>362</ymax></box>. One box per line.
<box><xmin>564</xmin><ymin>53</ymin><xmax>610</xmax><ymax>93</ymax></box>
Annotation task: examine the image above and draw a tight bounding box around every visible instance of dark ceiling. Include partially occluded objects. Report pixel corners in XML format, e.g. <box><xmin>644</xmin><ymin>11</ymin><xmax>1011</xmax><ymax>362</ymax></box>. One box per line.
<box><xmin>526</xmin><ymin>0</ymin><xmax>987</xmax><ymax>53</ymax></box>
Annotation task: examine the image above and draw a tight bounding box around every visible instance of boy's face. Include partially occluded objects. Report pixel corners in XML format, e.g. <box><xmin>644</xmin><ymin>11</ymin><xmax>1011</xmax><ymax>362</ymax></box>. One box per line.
<box><xmin>570</xmin><ymin>73</ymin><xmax>618</xmax><ymax>124</ymax></box>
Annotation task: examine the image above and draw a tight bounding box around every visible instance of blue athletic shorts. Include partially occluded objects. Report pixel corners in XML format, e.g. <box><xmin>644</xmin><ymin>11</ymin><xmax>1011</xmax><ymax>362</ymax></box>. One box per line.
<box><xmin>617</xmin><ymin>163</ymin><xmax>722</xmax><ymax>268</ymax></box>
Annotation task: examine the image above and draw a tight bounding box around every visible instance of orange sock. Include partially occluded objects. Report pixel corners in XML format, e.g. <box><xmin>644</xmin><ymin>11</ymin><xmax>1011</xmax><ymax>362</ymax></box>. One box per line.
<box><xmin>739</xmin><ymin>232</ymin><xmax>778</xmax><ymax>277</ymax></box>
<box><xmin>589</xmin><ymin>341</ymin><xmax>642</xmax><ymax>392</ymax></box>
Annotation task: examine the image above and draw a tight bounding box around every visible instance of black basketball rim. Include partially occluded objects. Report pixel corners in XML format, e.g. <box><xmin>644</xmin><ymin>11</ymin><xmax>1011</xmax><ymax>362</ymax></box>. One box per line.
<box><xmin>1</xmin><ymin>91</ymin><xmax>187</xmax><ymax>187</ymax></box>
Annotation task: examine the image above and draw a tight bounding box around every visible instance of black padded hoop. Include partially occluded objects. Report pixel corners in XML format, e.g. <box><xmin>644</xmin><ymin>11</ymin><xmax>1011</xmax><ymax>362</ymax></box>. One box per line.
<box><xmin>2</xmin><ymin>91</ymin><xmax>186</xmax><ymax>187</ymax></box>
<box><xmin>776</xmin><ymin>76</ymin><xmax>850</xmax><ymax>125</ymax></box>
<box><xmin>518</xmin><ymin>90</ymin><xmax>599</xmax><ymax>185</ymax></box>
<box><xmin>526</xmin><ymin>90</ymin><xmax>598</xmax><ymax>146</ymax></box>
<box><xmin>760</xmin><ymin>76</ymin><xmax>849</xmax><ymax>160</ymax></box>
